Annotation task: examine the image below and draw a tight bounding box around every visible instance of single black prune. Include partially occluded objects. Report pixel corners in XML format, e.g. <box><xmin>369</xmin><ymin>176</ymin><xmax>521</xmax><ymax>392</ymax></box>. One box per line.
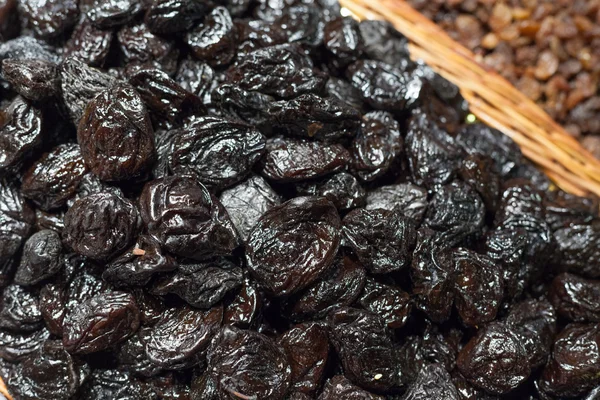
<box><xmin>403</xmin><ymin>364</ymin><xmax>460</xmax><ymax>400</ymax></box>
<box><xmin>224</xmin><ymin>277</ymin><xmax>262</xmax><ymax>329</ymax></box>
<box><xmin>63</xmin><ymin>192</ymin><xmax>141</xmax><ymax>261</ymax></box>
<box><xmin>103</xmin><ymin>235</ymin><xmax>176</xmax><ymax>288</ymax></box>
<box><xmin>329</xmin><ymin>307</ymin><xmax>398</xmax><ymax>392</ymax></box>
<box><xmin>495</xmin><ymin>179</ymin><xmax>545</xmax><ymax>225</ymax></box>
<box><xmin>343</xmin><ymin>208</ymin><xmax>417</xmax><ymax>274</ymax></box>
<box><xmin>153</xmin><ymin>258</ymin><xmax>243</xmax><ymax>309</ymax></box>
<box><xmin>226</xmin><ymin>43</ymin><xmax>327</xmax><ymax>99</ymax></box>
<box><xmin>0</xmin><ymin>179</ymin><xmax>35</xmax><ymax>273</ymax></box>
<box><xmin>279</xmin><ymin>322</ymin><xmax>329</xmax><ymax>395</ymax></box>
<box><xmin>365</xmin><ymin>183</ymin><xmax>428</xmax><ymax>224</ymax></box>
<box><xmin>78</xmin><ymin>83</ymin><xmax>156</xmax><ymax>181</ymax></box>
<box><xmin>118</xmin><ymin>24</ymin><xmax>180</xmax><ymax>76</ymax></box>
<box><xmin>176</xmin><ymin>58</ymin><xmax>216</xmax><ymax>104</ymax></box>
<box><xmin>0</xmin><ymin>284</ymin><xmax>42</xmax><ymax>332</ymax></box>
<box><xmin>458</xmin><ymin>154</ymin><xmax>501</xmax><ymax>212</ymax></box>
<box><xmin>452</xmin><ymin>248</ymin><xmax>503</xmax><ymax>327</ymax></box>
<box><xmin>0</xmin><ymin>328</ymin><xmax>49</xmax><ymax>362</ymax></box>
<box><xmin>220</xmin><ymin>175</ymin><xmax>281</xmax><ymax>241</ymax></box>
<box><xmin>457</xmin><ymin>322</ymin><xmax>530</xmax><ymax>394</ymax></box>
<box><xmin>554</xmin><ymin>222</ymin><xmax>600</xmax><ymax>278</ymax></box>
<box><xmin>358</xmin><ymin>278</ymin><xmax>411</xmax><ymax>329</ymax></box>
<box><xmin>167</xmin><ymin>116</ymin><xmax>265</xmax><ymax>190</ymax></box>
<box><xmin>275</xmin><ymin>5</ymin><xmax>324</xmax><ymax>47</ymax></box>
<box><xmin>85</xmin><ymin>0</ymin><xmax>142</xmax><ymax>29</ymax></box>
<box><xmin>538</xmin><ymin>323</ymin><xmax>600</xmax><ymax>398</ymax></box>
<box><xmin>22</xmin><ymin>143</ymin><xmax>88</xmax><ymax>211</ymax></box>
<box><xmin>549</xmin><ymin>273</ymin><xmax>600</xmax><ymax>322</ymax></box>
<box><xmin>0</xmin><ymin>96</ymin><xmax>43</xmax><ymax>173</ymax></box>
<box><xmin>2</xmin><ymin>59</ymin><xmax>59</xmax><ymax>101</ymax></box>
<box><xmin>359</xmin><ymin>20</ymin><xmax>410</xmax><ymax>67</ymax></box>
<box><xmin>63</xmin><ymin>291</ymin><xmax>140</xmax><ymax>354</ymax></box>
<box><xmin>323</xmin><ymin>17</ymin><xmax>363</xmax><ymax>70</ymax></box>
<box><xmin>295</xmin><ymin>172</ymin><xmax>366</xmax><ymax>212</ymax></box>
<box><xmin>246</xmin><ymin>197</ymin><xmax>340</xmax><ymax>296</ymax></box>
<box><xmin>325</xmin><ymin>76</ymin><xmax>365</xmax><ymax>112</ymax></box>
<box><xmin>265</xmin><ymin>93</ymin><xmax>361</xmax><ymax>141</ymax></box>
<box><xmin>350</xmin><ymin>111</ymin><xmax>403</xmax><ymax>182</ymax></box>
<box><xmin>79</xmin><ymin>369</ymin><xmax>156</xmax><ymax>400</ymax></box>
<box><xmin>140</xmin><ymin>176</ymin><xmax>240</xmax><ymax>260</ymax></box>
<box><xmin>544</xmin><ymin>190</ymin><xmax>598</xmax><ymax>231</ymax></box>
<box><xmin>207</xmin><ymin>326</ymin><xmax>291</xmax><ymax>400</ymax></box>
<box><xmin>0</xmin><ymin>36</ymin><xmax>59</xmax><ymax>64</ymax></box>
<box><xmin>117</xmin><ymin>330</ymin><xmax>162</xmax><ymax>377</ymax></box>
<box><xmin>186</xmin><ymin>7</ymin><xmax>237</xmax><ymax>68</ymax></box>
<box><xmin>144</xmin><ymin>305</ymin><xmax>222</xmax><ymax>369</ymax></box>
<box><xmin>319</xmin><ymin>375</ymin><xmax>384</xmax><ymax>400</ymax></box>
<box><xmin>8</xmin><ymin>340</ymin><xmax>80</xmax><ymax>400</ymax></box>
<box><xmin>21</xmin><ymin>0</ymin><xmax>78</xmax><ymax>38</ymax></box>
<box><xmin>501</xmin><ymin>214</ymin><xmax>553</xmax><ymax>270</ymax></box>
<box><xmin>144</xmin><ymin>0</ymin><xmax>208</xmax><ymax>34</ymax></box>
<box><xmin>65</xmin><ymin>20</ymin><xmax>113</xmax><ymax>67</ymax></box>
<box><xmin>235</xmin><ymin>19</ymin><xmax>288</xmax><ymax>53</ymax></box>
<box><xmin>285</xmin><ymin>253</ymin><xmax>366</xmax><ymax>321</ymax></box>
<box><xmin>260</xmin><ymin>136</ymin><xmax>350</xmax><ymax>183</ymax></box>
<box><xmin>14</xmin><ymin>230</ymin><xmax>63</xmax><ymax>286</ymax></box>
<box><xmin>212</xmin><ymin>83</ymin><xmax>274</xmax><ymax>126</ymax></box>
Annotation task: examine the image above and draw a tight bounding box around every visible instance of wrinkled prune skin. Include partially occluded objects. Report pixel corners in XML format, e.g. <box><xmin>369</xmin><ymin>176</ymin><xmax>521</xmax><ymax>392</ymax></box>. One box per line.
<box><xmin>323</xmin><ymin>17</ymin><xmax>363</xmax><ymax>70</ymax></box>
<box><xmin>153</xmin><ymin>258</ymin><xmax>243</xmax><ymax>309</ymax></box>
<box><xmin>452</xmin><ymin>248</ymin><xmax>503</xmax><ymax>327</ymax></box>
<box><xmin>65</xmin><ymin>20</ymin><xmax>113</xmax><ymax>67</ymax></box>
<box><xmin>145</xmin><ymin>0</ymin><xmax>207</xmax><ymax>34</ymax></box>
<box><xmin>358</xmin><ymin>278</ymin><xmax>411</xmax><ymax>329</ymax></box>
<box><xmin>0</xmin><ymin>328</ymin><xmax>49</xmax><ymax>362</ymax></box>
<box><xmin>224</xmin><ymin>277</ymin><xmax>262</xmax><ymax>328</ymax></box>
<box><xmin>35</xmin><ymin>209</ymin><xmax>65</xmax><ymax>233</ymax></box>
<box><xmin>0</xmin><ymin>96</ymin><xmax>43</xmax><ymax>173</ymax></box>
<box><xmin>554</xmin><ymin>222</ymin><xmax>600</xmax><ymax>279</ymax></box>
<box><xmin>549</xmin><ymin>273</ymin><xmax>600</xmax><ymax>323</ymax></box>
<box><xmin>406</xmin><ymin>110</ymin><xmax>463</xmax><ymax>188</ymax></box>
<box><xmin>175</xmin><ymin>58</ymin><xmax>216</xmax><ymax>104</ymax></box>
<box><xmin>246</xmin><ymin>197</ymin><xmax>340</xmax><ymax>296</ymax></box>
<box><xmin>78</xmin><ymin>369</ymin><xmax>155</xmax><ymax>400</ymax></box>
<box><xmin>140</xmin><ymin>176</ymin><xmax>240</xmax><ymax>260</ymax></box>
<box><xmin>260</xmin><ymin>136</ymin><xmax>350</xmax><ymax>183</ymax></box>
<box><xmin>325</xmin><ymin>77</ymin><xmax>365</xmax><ymax>113</ymax></box>
<box><xmin>207</xmin><ymin>326</ymin><xmax>292</xmax><ymax>400</ymax></box>
<box><xmin>63</xmin><ymin>192</ymin><xmax>141</xmax><ymax>261</ymax></box>
<box><xmin>495</xmin><ymin>179</ymin><xmax>545</xmax><ymax>225</ymax></box>
<box><xmin>285</xmin><ymin>253</ymin><xmax>366</xmax><ymax>321</ymax></box>
<box><xmin>144</xmin><ymin>305</ymin><xmax>222</xmax><ymax>369</ymax></box>
<box><xmin>118</xmin><ymin>24</ymin><xmax>180</xmax><ymax>76</ymax></box>
<box><xmin>0</xmin><ymin>284</ymin><xmax>42</xmax><ymax>332</ymax></box>
<box><xmin>457</xmin><ymin>322</ymin><xmax>530</xmax><ymax>395</ymax></box>
<box><xmin>116</xmin><ymin>328</ymin><xmax>162</xmax><ymax>377</ymax></box>
<box><xmin>227</xmin><ymin>43</ymin><xmax>327</xmax><ymax>98</ymax></box>
<box><xmin>350</xmin><ymin>111</ymin><xmax>403</xmax><ymax>182</ymax></box>
<box><xmin>458</xmin><ymin>154</ymin><xmax>501</xmax><ymax>213</ymax></box>
<box><xmin>167</xmin><ymin>116</ymin><xmax>265</xmax><ymax>190</ymax></box>
<box><xmin>0</xmin><ymin>36</ymin><xmax>58</xmax><ymax>64</ymax></box>
<box><xmin>62</xmin><ymin>291</ymin><xmax>140</xmax><ymax>354</ymax></box>
<box><xmin>403</xmin><ymin>364</ymin><xmax>460</xmax><ymax>400</ymax></box>
<box><xmin>220</xmin><ymin>175</ymin><xmax>281</xmax><ymax>241</ymax></box>
<box><xmin>85</xmin><ymin>0</ymin><xmax>142</xmax><ymax>29</ymax></box>
<box><xmin>0</xmin><ymin>179</ymin><xmax>35</xmax><ymax>273</ymax></box>
<box><xmin>235</xmin><ymin>18</ymin><xmax>288</xmax><ymax>53</ymax></box>
<box><xmin>329</xmin><ymin>307</ymin><xmax>397</xmax><ymax>392</ymax></box>
<box><xmin>359</xmin><ymin>20</ymin><xmax>410</xmax><ymax>66</ymax></box>
<box><xmin>545</xmin><ymin>190</ymin><xmax>598</xmax><ymax>231</ymax></box>
<box><xmin>279</xmin><ymin>322</ymin><xmax>329</xmax><ymax>395</ymax></box>
<box><xmin>2</xmin><ymin>59</ymin><xmax>59</xmax><ymax>101</ymax></box>
<box><xmin>21</xmin><ymin>0</ymin><xmax>78</xmax><ymax>38</ymax></box>
<box><xmin>22</xmin><ymin>143</ymin><xmax>88</xmax><ymax>211</ymax></box>
<box><xmin>365</xmin><ymin>183</ymin><xmax>428</xmax><ymax>224</ymax></box>
<box><xmin>343</xmin><ymin>208</ymin><xmax>417</xmax><ymax>274</ymax></box>
<box><xmin>103</xmin><ymin>235</ymin><xmax>176</xmax><ymax>288</ymax></box>
<box><xmin>265</xmin><ymin>93</ymin><xmax>361</xmax><ymax>141</ymax></box>
<box><xmin>319</xmin><ymin>375</ymin><xmax>384</xmax><ymax>400</ymax></box>
<box><xmin>186</xmin><ymin>7</ymin><xmax>237</xmax><ymax>67</ymax></box>
<box><xmin>295</xmin><ymin>172</ymin><xmax>366</xmax><ymax>212</ymax></box>
<box><xmin>212</xmin><ymin>83</ymin><xmax>273</xmax><ymax>126</ymax></box>
<box><xmin>8</xmin><ymin>340</ymin><xmax>80</xmax><ymax>400</ymax></box>
<box><xmin>191</xmin><ymin>373</ymin><xmax>219</xmax><ymax>400</ymax></box>
<box><xmin>14</xmin><ymin>230</ymin><xmax>63</xmax><ymax>286</ymax></box>
<box><xmin>78</xmin><ymin>83</ymin><xmax>156</xmax><ymax>181</ymax></box>
<box><xmin>538</xmin><ymin>323</ymin><xmax>600</xmax><ymax>398</ymax></box>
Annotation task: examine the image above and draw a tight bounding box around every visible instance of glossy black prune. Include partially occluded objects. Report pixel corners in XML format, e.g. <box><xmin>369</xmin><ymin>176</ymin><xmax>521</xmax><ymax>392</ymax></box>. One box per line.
<box><xmin>295</xmin><ymin>172</ymin><xmax>366</xmax><ymax>212</ymax></box>
<box><xmin>323</xmin><ymin>17</ymin><xmax>363</xmax><ymax>70</ymax></box>
<box><xmin>0</xmin><ymin>179</ymin><xmax>35</xmax><ymax>273</ymax></box>
<box><xmin>318</xmin><ymin>375</ymin><xmax>384</xmax><ymax>400</ymax></box>
<box><xmin>358</xmin><ymin>278</ymin><xmax>411</xmax><ymax>329</ymax></box>
<box><xmin>359</xmin><ymin>20</ymin><xmax>410</xmax><ymax>67</ymax></box>
<box><xmin>85</xmin><ymin>0</ymin><xmax>142</xmax><ymax>29</ymax></box>
<box><xmin>343</xmin><ymin>208</ymin><xmax>417</xmax><ymax>274</ymax></box>
<box><xmin>0</xmin><ymin>96</ymin><xmax>43</xmax><ymax>173</ymax></box>
<box><xmin>246</xmin><ymin>196</ymin><xmax>341</xmax><ymax>296</ymax></box>
<box><xmin>145</xmin><ymin>0</ymin><xmax>207</xmax><ymax>34</ymax></box>
<box><xmin>549</xmin><ymin>273</ymin><xmax>600</xmax><ymax>322</ymax></box>
<box><xmin>275</xmin><ymin>4</ymin><xmax>324</xmax><ymax>47</ymax></box>
<box><xmin>365</xmin><ymin>183</ymin><xmax>428</xmax><ymax>224</ymax></box>
<box><xmin>62</xmin><ymin>192</ymin><xmax>141</xmax><ymax>261</ymax></box>
<box><xmin>325</xmin><ymin>77</ymin><xmax>365</xmax><ymax>112</ymax></box>
<box><xmin>176</xmin><ymin>58</ymin><xmax>216</xmax><ymax>105</ymax></box>
<box><xmin>116</xmin><ymin>328</ymin><xmax>163</xmax><ymax>377</ymax></box>
<box><xmin>0</xmin><ymin>36</ymin><xmax>58</xmax><ymax>64</ymax></box>
<box><xmin>78</xmin><ymin>369</ymin><xmax>156</xmax><ymax>400</ymax></box>
<box><xmin>186</xmin><ymin>7</ymin><xmax>237</xmax><ymax>68</ymax></box>
<box><xmin>65</xmin><ymin>20</ymin><xmax>113</xmax><ymax>67</ymax></box>
<box><xmin>0</xmin><ymin>284</ymin><xmax>43</xmax><ymax>332</ymax></box>
<box><xmin>212</xmin><ymin>83</ymin><xmax>273</xmax><ymax>126</ymax></box>
<box><xmin>458</xmin><ymin>154</ymin><xmax>501</xmax><ymax>212</ymax></box>
<box><xmin>139</xmin><ymin>176</ymin><xmax>240</xmax><ymax>260</ymax></box>
<box><xmin>21</xmin><ymin>0</ymin><xmax>78</xmax><ymax>38</ymax></box>
<box><xmin>0</xmin><ymin>328</ymin><xmax>50</xmax><ymax>362</ymax></box>
<box><xmin>544</xmin><ymin>190</ymin><xmax>598</xmax><ymax>231</ymax></box>
<box><xmin>495</xmin><ymin>179</ymin><xmax>545</xmax><ymax>225</ymax></box>
<box><xmin>118</xmin><ymin>24</ymin><xmax>180</xmax><ymax>75</ymax></box>
<box><xmin>14</xmin><ymin>230</ymin><xmax>63</xmax><ymax>286</ymax></box>
<box><xmin>554</xmin><ymin>222</ymin><xmax>600</xmax><ymax>279</ymax></box>
<box><xmin>2</xmin><ymin>59</ymin><xmax>59</xmax><ymax>101</ymax></box>
<box><xmin>223</xmin><ymin>277</ymin><xmax>262</xmax><ymax>329</ymax></box>
<box><xmin>403</xmin><ymin>364</ymin><xmax>460</xmax><ymax>400</ymax></box>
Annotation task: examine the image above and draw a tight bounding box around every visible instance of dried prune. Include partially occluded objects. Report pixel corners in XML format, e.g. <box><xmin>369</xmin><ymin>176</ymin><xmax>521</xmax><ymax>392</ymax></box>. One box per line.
<box><xmin>0</xmin><ymin>36</ymin><xmax>58</xmax><ymax>64</ymax></box>
<box><xmin>365</xmin><ymin>183</ymin><xmax>428</xmax><ymax>224</ymax></box>
<box><xmin>343</xmin><ymin>208</ymin><xmax>417</xmax><ymax>274</ymax></box>
<box><xmin>319</xmin><ymin>375</ymin><xmax>384</xmax><ymax>400</ymax></box>
<box><xmin>554</xmin><ymin>222</ymin><xmax>600</xmax><ymax>278</ymax></box>
<box><xmin>79</xmin><ymin>369</ymin><xmax>156</xmax><ymax>400</ymax></box>
<box><xmin>2</xmin><ymin>59</ymin><xmax>59</xmax><ymax>101</ymax></box>
<box><xmin>260</xmin><ymin>136</ymin><xmax>350</xmax><ymax>183</ymax></box>
<box><xmin>144</xmin><ymin>0</ymin><xmax>207</xmax><ymax>34</ymax></box>
<box><xmin>276</xmin><ymin>4</ymin><xmax>323</xmax><ymax>46</ymax></box>
<box><xmin>359</xmin><ymin>20</ymin><xmax>410</xmax><ymax>67</ymax></box>
<box><xmin>167</xmin><ymin>116</ymin><xmax>265</xmax><ymax>190</ymax></box>
<box><xmin>21</xmin><ymin>0</ymin><xmax>78</xmax><ymax>38</ymax></box>
<box><xmin>223</xmin><ymin>277</ymin><xmax>262</xmax><ymax>328</ymax></box>
<box><xmin>0</xmin><ymin>328</ymin><xmax>49</xmax><ymax>362</ymax></box>
<box><xmin>0</xmin><ymin>96</ymin><xmax>43</xmax><ymax>173</ymax></box>
<box><xmin>295</xmin><ymin>172</ymin><xmax>366</xmax><ymax>212</ymax></box>
<box><xmin>176</xmin><ymin>59</ymin><xmax>216</xmax><ymax>104</ymax></box>
<box><xmin>207</xmin><ymin>326</ymin><xmax>291</xmax><ymax>400</ymax></box>
<box><xmin>103</xmin><ymin>235</ymin><xmax>176</xmax><ymax>288</ymax></box>
<box><xmin>65</xmin><ymin>20</ymin><xmax>113</xmax><ymax>67</ymax></box>
<box><xmin>425</xmin><ymin>180</ymin><xmax>485</xmax><ymax>235</ymax></box>
<box><xmin>235</xmin><ymin>19</ymin><xmax>288</xmax><ymax>53</ymax></box>
<box><xmin>495</xmin><ymin>179</ymin><xmax>545</xmax><ymax>225</ymax></box>
<box><xmin>550</xmin><ymin>273</ymin><xmax>600</xmax><ymax>322</ymax></box>
<box><xmin>544</xmin><ymin>190</ymin><xmax>598</xmax><ymax>231</ymax></box>
<box><xmin>78</xmin><ymin>83</ymin><xmax>156</xmax><ymax>181</ymax></box>
<box><xmin>325</xmin><ymin>77</ymin><xmax>364</xmax><ymax>112</ymax></box>
<box><xmin>22</xmin><ymin>143</ymin><xmax>88</xmax><ymax>211</ymax></box>
<box><xmin>0</xmin><ymin>178</ymin><xmax>35</xmax><ymax>271</ymax></box>
<box><xmin>358</xmin><ymin>278</ymin><xmax>411</xmax><ymax>329</ymax></box>
<box><xmin>139</xmin><ymin>176</ymin><xmax>240</xmax><ymax>260</ymax></box>
<box><xmin>226</xmin><ymin>43</ymin><xmax>327</xmax><ymax>99</ymax></box>
<box><xmin>458</xmin><ymin>154</ymin><xmax>501</xmax><ymax>212</ymax></box>
<box><xmin>62</xmin><ymin>192</ymin><xmax>141</xmax><ymax>261</ymax></box>
<box><xmin>118</xmin><ymin>24</ymin><xmax>180</xmax><ymax>75</ymax></box>
<box><xmin>63</xmin><ymin>291</ymin><xmax>140</xmax><ymax>354</ymax></box>
<box><xmin>152</xmin><ymin>258</ymin><xmax>243</xmax><ymax>309</ymax></box>
<box><xmin>329</xmin><ymin>307</ymin><xmax>397</xmax><ymax>392</ymax></box>
<box><xmin>457</xmin><ymin>322</ymin><xmax>530</xmax><ymax>394</ymax></box>
<box><xmin>117</xmin><ymin>329</ymin><xmax>163</xmax><ymax>377</ymax></box>
<box><xmin>15</xmin><ymin>230</ymin><xmax>63</xmax><ymax>286</ymax></box>
<box><xmin>323</xmin><ymin>17</ymin><xmax>363</xmax><ymax>70</ymax></box>
<box><xmin>403</xmin><ymin>364</ymin><xmax>460</xmax><ymax>400</ymax></box>
<box><xmin>212</xmin><ymin>83</ymin><xmax>273</xmax><ymax>126</ymax></box>
<box><xmin>0</xmin><ymin>284</ymin><xmax>42</xmax><ymax>332</ymax></box>
<box><xmin>186</xmin><ymin>7</ymin><xmax>237</xmax><ymax>68</ymax></box>
<box><xmin>246</xmin><ymin>196</ymin><xmax>341</xmax><ymax>296</ymax></box>
<box><xmin>396</xmin><ymin>331</ymin><xmax>456</xmax><ymax>386</ymax></box>
<box><xmin>85</xmin><ymin>0</ymin><xmax>142</xmax><ymax>29</ymax></box>
<box><xmin>144</xmin><ymin>305</ymin><xmax>222</xmax><ymax>369</ymax></box>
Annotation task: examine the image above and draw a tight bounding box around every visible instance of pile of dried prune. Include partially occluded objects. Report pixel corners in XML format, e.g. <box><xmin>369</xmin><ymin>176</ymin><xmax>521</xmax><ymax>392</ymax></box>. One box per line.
<box><xmin>0</xmin><ymin>0</ymin><xmax>599</xmax><ymax>399</ymax></box>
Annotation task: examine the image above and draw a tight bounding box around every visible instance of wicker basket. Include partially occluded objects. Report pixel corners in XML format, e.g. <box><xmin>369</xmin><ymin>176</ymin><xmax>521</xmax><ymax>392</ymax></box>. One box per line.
<box><xmin>341</xmin><ymin>0</ymin><xmax>600</xmax><ymax>198</ymax></box>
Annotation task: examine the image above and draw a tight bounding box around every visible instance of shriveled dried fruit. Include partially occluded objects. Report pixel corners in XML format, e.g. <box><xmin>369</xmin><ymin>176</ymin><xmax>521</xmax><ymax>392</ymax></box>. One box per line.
<box><xmin>14</xmin><ymin>230</ymin><xmax>63</xmax><ymax>286</ymax></box>
<box><xmin>118</xmin><ymin>24</ymin><xmax>179</xmax><ymax>75</ymax></box>
<box><xmin>144</xmin><ymin>0</ymin><xmax>207</xmax><ymax>34</ymax></box>
<box><xmin>0</xmin><ymin>284</ymin><xmax>43</xmax><ymax>332</ymax></box>
<box><xmin>319</xmin><ymin>375</ymin><xmax>384</xmax><ymax>400</ymax></box>
<box><xmin>21</xmin><ymin>0</ymin><xmax>78</xmax><ymax>38</ymax></box>
<box><xmin>295</xmin><ymin>172</ymin><xmax>366</xmax><ymax>212</ymax></box>
<box><xmin>365</xmin><ymin>183</ymin><xmax>428</xmax><ymax>224</ymax></box>
<box><xmin>85</xmin><ymin>0</ymin><xmax>142</xmax><ymax>29</ymax></box>
<box><xmin>0</xmin><ymin>96</ymin><xmax>43</xmax><ymax>173</ymax></box>
<box><xmin>186</xmin><ymin>7</ymin><xmax>237</xmax><ymax>68</ymax></box>
<box><xmin>403</xmin><ymin>364</ymin><xmax>460</xmax><ymax>400</ymax></box>
<box><xmin>358</xmin><ymin>278</ymin><xmax>411</xmax><ymax>329</ymax></box>
<box><xmin>549</xmin><ymin>273</ymin><xmax>600</xmax><ymax>323</ymax></box>
<box><xmin>65</xmin><ymin>20</ymin><xmax>113</xmax><ymax>67</ymax></box>
<box><xmin>2</xmin><ymin>59</ymin><xmax>59</xmax><ymax>101</ymax></box>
